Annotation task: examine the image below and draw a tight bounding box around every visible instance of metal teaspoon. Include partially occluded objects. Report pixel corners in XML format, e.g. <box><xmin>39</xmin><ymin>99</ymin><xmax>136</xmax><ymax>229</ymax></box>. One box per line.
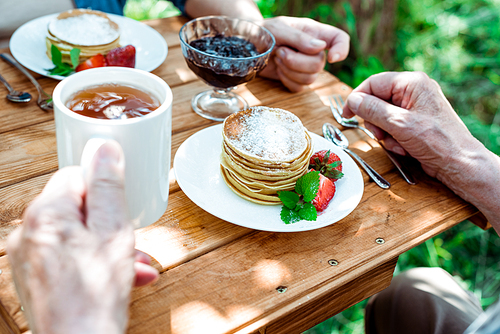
<box><xmin>0</xmin><ymin>72</ymin><xmax>32</xmax><ymax>102</ymax></box>
<box><xmin>0</xmin><ymin>54</ymin><xmax>53</xmax><ymax>111</ymax></box>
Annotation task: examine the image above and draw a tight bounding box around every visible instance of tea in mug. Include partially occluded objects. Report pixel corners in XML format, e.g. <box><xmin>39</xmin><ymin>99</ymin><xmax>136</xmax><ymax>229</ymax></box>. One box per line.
<box><xmin>66</xmin><ymin>84</ymin><xmax>160</xmax><ymax>119</ymax></box>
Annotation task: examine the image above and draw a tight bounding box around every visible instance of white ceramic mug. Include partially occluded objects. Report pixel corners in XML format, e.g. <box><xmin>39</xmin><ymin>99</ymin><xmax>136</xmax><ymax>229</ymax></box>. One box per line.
<box><xmin>53</xmin><ymin>67</ymin><xmax>173</xmax><ymax>229</ymax></box>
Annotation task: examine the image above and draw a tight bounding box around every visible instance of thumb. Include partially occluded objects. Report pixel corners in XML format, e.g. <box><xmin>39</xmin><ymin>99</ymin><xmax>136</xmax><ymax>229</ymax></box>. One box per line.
<box><xmin>345</xmin><ymin>92</ymin><xmax>409</xmax><ymax>137</ymax></box>
<box><xmin>85</xmin><ymin>140</ymin><xmax>129</xmax><ymax>234</ymax></box>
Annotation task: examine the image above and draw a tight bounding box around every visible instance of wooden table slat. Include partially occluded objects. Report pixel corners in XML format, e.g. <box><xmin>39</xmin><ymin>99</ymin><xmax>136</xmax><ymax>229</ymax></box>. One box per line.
<box><xmin>247</xmin><ymin>257</ymin><xmax>398</xmax><ymax>334</ymax></box>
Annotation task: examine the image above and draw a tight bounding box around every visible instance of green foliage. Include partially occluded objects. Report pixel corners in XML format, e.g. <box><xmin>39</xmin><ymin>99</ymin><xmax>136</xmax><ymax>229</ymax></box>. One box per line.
<box><xmin>396</xmin><ymin>0</ymin><xmax>500</xmax><ymax>154</ymax></box>
<box><xmin>124</xmin><ymin>0</ymin><xmax>180</xmax><ymax>20</ymax></box>
<box><xmin>462</xmin><ymin>115</ymin><xmax>500</xmax><ymax>154</ymax></box>
<box><xmin>336</xmin><ymin>55</ymin><xmax>386</xmax><ymax>90</ymax></box>
<box><xmin>254</xmin><ymin>0</ymin><xmax>277</xmax><ymax>18</ymax></box>
<box><xmin>330</xmin><ymin>2</ymin><xmax>388</xmax><ymax>88</ymax></box>
<box><xmin>341</xmin><ymin>2</ymin><xmax>357</xmax><ymax>39</ymax></box>
<box><xmin>304</xmin><ymin>300</ymin><xmax>367</xmax><ymax>334</ymax></box>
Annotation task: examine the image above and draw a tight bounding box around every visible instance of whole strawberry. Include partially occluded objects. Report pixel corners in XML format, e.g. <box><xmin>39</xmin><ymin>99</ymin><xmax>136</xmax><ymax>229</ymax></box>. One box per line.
<box><xmin>309</xmin><ymin>150</ymin><xmax>343</xmax><ymax>181</ymax></box>
<box><xmin>312</xmin><ymin>172</ymin><xmax>336</xmax><ymax>212</ymax></box>
<box><xmin>106</xmin><ymin>45</ymin><xmax>136</xmax><ymax>68</ymax></box>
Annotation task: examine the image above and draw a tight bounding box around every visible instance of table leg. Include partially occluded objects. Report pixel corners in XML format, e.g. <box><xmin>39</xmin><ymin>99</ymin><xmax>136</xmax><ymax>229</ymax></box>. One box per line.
<box><xmin>468</xmin><ymin>212</ymin><xmax>491</xmax><ymax>230</ymax></box>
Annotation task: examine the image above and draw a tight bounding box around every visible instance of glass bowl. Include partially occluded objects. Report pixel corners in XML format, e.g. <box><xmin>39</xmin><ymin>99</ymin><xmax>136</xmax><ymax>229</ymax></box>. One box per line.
<box><xmin>179</xmin><ymin>16</ymin><xmax>275</xmax><ymax>121</ymax></box>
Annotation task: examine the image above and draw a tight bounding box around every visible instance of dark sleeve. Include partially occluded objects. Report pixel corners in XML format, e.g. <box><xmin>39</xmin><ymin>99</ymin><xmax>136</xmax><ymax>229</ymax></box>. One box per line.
<box><xmin>74</xmin><ymin>0</ymin><xmax>127</xmax><ymax>16</ymax></box>
<box><xmin>169</xmin><ymin>0</ymin><xmax>188</xmax><ymax>16</ymax></box>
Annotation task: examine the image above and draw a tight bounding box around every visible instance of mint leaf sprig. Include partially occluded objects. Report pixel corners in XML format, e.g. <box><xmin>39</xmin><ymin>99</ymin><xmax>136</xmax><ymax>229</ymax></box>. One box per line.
<box><xmin>46</xmin><ymin>44</ymin><xmax>80</xmax><ymax>76</ymax></box>
<box><xmin>278</xmin><ymin>171</ymin><xmax>320</xmax><ymax>224</ymax></box>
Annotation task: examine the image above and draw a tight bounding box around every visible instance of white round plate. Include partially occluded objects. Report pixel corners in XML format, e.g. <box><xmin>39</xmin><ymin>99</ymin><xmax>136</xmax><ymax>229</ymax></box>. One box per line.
<box><xmin>174</xmin><ymin>124</ymin><xmax>364</xmax><ymax>232</ymax></box>
<box><xmin>9</xmin><ymin>13</ymin><xmax>168</xmax><ymax>80</ymax></box>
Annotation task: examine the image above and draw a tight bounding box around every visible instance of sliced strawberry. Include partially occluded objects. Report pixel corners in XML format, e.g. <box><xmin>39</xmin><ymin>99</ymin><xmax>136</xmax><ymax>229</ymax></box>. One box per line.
<box><xmin>309</xmin><ymin>150</ymin><xmax>343</xmax><ymax>181</ymax></box>
<box><xmin>106</xmin><ymin>45</ymin><xmax>136</xmax><ymax>68</ymax></box>
<box><xmin>312</xmin><ymin>173</ymin><xmax>336</xmax><ymax>212</ymax></box>
<box><xmin>75</xmin><ymin>54</ymin><xmax>106</xmax><ymax>72</ymax></box>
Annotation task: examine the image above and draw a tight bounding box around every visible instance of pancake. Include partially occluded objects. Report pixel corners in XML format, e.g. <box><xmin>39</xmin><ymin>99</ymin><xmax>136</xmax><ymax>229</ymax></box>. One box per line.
<box><xmin>220</xmin><ymin>106</ymin><xmax>313</xmax><ymax>205</ymax></box>
<box><xmin>46</xmin><ymin>9</ymin><xmax>120</xmax><ymax>62</ymax></box>
<box><xmin>223</xmin><ymin>106</ymin><xmax>309</xmax><ymax>164</ymax></box>
<box><xmin>220</xmin><ymin>134</ymin><xmax>312</xmax><ymax>180</ymax></box>
<box><xmin>220</xmin><ymin>167</ymin><xmax>283</xmax><ymax>205</ymax></box>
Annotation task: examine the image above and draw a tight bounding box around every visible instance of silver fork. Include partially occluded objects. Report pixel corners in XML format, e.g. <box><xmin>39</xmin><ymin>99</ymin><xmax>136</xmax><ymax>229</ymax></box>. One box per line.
<box><xmin>329</xmin><ymin>94</ymin><xmax>416</xmax><ymax>185</ymax></box>
<box><xmin>0</xmin><ymin>53</ymin><xmax>53</xmax><ymax>111</ymax></box>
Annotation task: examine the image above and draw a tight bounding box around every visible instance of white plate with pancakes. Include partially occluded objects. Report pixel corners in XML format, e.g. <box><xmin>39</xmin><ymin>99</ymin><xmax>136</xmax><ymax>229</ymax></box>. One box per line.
<box><xmin>9</xmin><ymin>12</ymin><xmax>167</xmax><ymax>80</ymax></box>
<box><xmin>174</xmin><ymin>124</ymin><xmax>364</xmax><ymax>232</ymax></box>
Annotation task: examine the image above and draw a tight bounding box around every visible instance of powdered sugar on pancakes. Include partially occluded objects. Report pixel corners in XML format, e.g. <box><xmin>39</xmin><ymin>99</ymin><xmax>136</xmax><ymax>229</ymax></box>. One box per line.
<box><xmin>49</xmin><ymin>13</ymin><xmax>119</xmax><ymax>46</ymax></box>
<box><xmin>224</xmin><ymin>107</ymin><xmax>308</xmax><ymax>162</ymax></box>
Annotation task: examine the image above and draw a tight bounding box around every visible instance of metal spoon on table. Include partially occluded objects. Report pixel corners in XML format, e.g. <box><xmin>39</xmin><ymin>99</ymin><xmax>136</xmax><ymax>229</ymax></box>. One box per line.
<box><xmin>0</xmin><ymin>54</ymin><xmax>53</xmax><ymax>111</ymax></box>
<box><xmin>0</xmin><ymin>72</ymin><xmax>32</xmax><ymax>103</ymax></box>
<box><xmin>323</xmin><ymin>123</ymin><xmax>390</xmax><ymax>189</ymax></box>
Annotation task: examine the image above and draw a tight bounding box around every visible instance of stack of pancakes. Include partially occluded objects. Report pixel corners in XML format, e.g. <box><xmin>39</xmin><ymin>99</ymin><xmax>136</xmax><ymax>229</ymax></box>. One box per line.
<box><xmin>220</xmin><ymin>106</ymin><xmax>313</xmax><ymax>205</ymax></box>
<box><xmin>46</xmin><ymin>9</ymin><xmax>120</xmax><ymax>62</ymax></box>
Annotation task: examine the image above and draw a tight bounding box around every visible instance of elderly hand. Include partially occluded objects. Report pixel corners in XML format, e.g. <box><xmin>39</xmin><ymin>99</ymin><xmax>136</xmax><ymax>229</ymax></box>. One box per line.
<box><xmin>341</xmin><ymin>71</ymin><xmax>484</xmax><ymax>180</ymax></box>
<box><xmin>260</xmin><ymin>16</ymin><xmax>350</xmax><ymax>92</ymax></box>
<box><xmin>342</xmin><ymin>72</ymin><xmax>500</xmax><ymax>229</ymax></box>
<box><xmin>7</xmin><ymin>141</ymin><xmax>158</xmax><ymax>334</ymax></box>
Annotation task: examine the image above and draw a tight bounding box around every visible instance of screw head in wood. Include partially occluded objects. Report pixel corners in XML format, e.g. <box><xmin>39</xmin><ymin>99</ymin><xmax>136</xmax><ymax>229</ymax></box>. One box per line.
<box><xmin>328</xmin><ymin>259</ymin><xmax>339</xmax><ymax>266</ymax></box>
<box><xmin>375</xmin><ymin>238</ymin><xmax>385</xmax><ymax>244</ymax></box>
<box><xmin>276</xmin><ymin>286</ymin><xmax>287</xmax><ymax>293</ymax></box>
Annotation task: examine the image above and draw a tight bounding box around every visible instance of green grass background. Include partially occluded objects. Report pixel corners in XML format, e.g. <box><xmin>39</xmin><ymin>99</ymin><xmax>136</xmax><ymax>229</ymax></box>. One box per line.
<box><xmin>123</xmin><ymin>1</ymin><xmax>500</xmax><ymax>333</ymax></box>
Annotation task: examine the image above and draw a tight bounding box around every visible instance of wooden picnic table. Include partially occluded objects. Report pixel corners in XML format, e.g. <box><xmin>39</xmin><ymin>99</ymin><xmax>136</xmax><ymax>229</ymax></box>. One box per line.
<box><xmin>0</xmin><ymin>15</ymin><xmax>488</xmax><ymax>334</ymax></box>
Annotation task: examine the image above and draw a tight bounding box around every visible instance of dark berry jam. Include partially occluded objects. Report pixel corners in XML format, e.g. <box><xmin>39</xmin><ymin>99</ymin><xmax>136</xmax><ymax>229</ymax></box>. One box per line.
<box><xmin>189</xmin><ymin>35</ymin><xmax>259</xmax><ymax>58</ymax></box>
<box><xmin>185</xmin><ymin>58</ymin><xmax>257</xmax><ymax>88</ymax></box>
<box><xmin>185</xmin><ymin>35</ymin><xmax>262</xmax><ymax>89</ymax></box>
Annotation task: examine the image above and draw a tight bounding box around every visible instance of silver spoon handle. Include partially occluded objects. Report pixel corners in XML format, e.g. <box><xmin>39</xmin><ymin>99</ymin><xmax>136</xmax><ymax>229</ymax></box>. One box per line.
<box><xmin>0</xmin><ymin>54</ymin><xmax>46</xmax><ymax>96</ymax></box>
<box><xmin>378</xmin><ymin>142</ymin><xmax>416</xmax><ymax>185</ymax></box>
<box><xmin>357</xmin><ymin>126</ymin><xmax>377</xmax><ymax>141</ymax></box>
<box><xmin>344</xmin><ymin>147</ymin><xmax>391</xmax><ymax>189</ymax></box>
<box><xmin>356</xmin><ymin>124</ymin><xmax>416</xmax><ymax>185</ymax></box>
<box><xmin>0</xmin><ymin>73</ymin><xmax>14</xmax><ymax>93</ymax></box>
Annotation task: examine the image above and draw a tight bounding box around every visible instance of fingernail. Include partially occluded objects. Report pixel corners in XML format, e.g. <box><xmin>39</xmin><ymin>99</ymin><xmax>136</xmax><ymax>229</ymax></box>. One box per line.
<box><xmin>136</xmin><ymin>250</ymin><xmax>152</xmax><ymax>264</ymax></box>
<box><xmin>277</xmin><ymin>48</ymin><xmax>286</xmax><ymax>59</ymax></box>
<box><xmin>96</xmin><ymin>141</ymin><xmax>121</xmax><ymax>166</ymax></box>
<box><xmin>393</xmin><ymin>146</ymin><xmax>405</xmax><ymax>156</ymax></box>
<box><xmin>347</xmin><ymin>92</ymin><xmax>363</xmax><ymax>112</ymax></box>
<box><xmin>329</xmin><ymin>53</ymin><xmax>340</xmax><ymax>63</ymax></box>
<box><xmin>310</xmin><ymin>38</ymin><xmax>326</xmax><ymax>48</ymax></box>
